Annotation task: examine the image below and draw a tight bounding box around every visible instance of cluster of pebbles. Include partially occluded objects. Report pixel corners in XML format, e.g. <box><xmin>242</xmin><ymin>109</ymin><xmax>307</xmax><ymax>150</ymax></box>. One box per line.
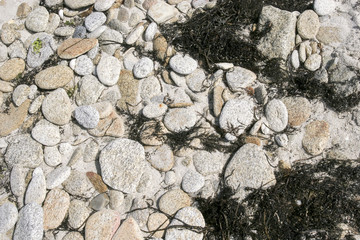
<box><xmin>0</xmin><ymin>0</ymin><xmax>360</xmax><ymax>239</ymax></box>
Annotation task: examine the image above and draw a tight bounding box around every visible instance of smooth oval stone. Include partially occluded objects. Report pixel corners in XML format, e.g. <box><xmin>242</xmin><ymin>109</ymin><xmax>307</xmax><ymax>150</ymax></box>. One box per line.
<box><xmin>169</xmin><ymin>54</ymin><xmax>197</xmax><ymax>75</ymax></box>
<box><xmin>43</xmin><ymin>189</ymin><xmax>70</xmax><ymax>230</ymax></box>
<box><xmin>302</xmin><ymin>120</ymin><xmax>330</xmax><ymax>155</ymax></box>
<box><xmin>35</xmin><ymin>65</ymin><xmax>73</xmax><ymax>89</ymax></box>
<box><xmin>13</xmin><ymin>203</ymin><xmax>43</xmax><ymax>240</ymax></box>
<box><xmin>265</xmin><ymin>99</ymin><xmax>288</xmax><ymax>132</ymax></box>
<box><xmin>42</xmin><ymin>88</ymin><xmax>72</xmax><ymax>125</ymax></box>
<box><xmin>58</xmin><ymin>38</ymin><xmax>98</xmax><ymax>59</ymax></box>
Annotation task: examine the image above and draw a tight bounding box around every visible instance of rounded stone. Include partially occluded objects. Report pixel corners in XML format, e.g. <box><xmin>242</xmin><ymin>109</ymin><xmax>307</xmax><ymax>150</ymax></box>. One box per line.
<box><xmin>54</xmin><ymin>26</ymin><xmax>75</xmax><ymax>37</ymax></box>
<box><xmin>186</xmin><ymin>68</ymin><xmax>206</xmax><ymax>92</ymax></box>
<box><xmin>302</xmin><ymin>120</ymin><xmax>330</xmax><ymax>155</ymax></box>
<box><xmin>12</xmin><ymin>84</ymin><xmax>30</xmax><ymax>107</ymax></box>
<box><xmin>0</xmin><ymin>202</ymin><xmax>18</xmax><ymax>234</ymax></box>
<box><xmin>31</xmin><ymin>119</ymin><xmax>61</xmax><ymax>146</ymax></box>
<box><xmin>1</xmin><ymin>29</ymin><xmax>17</xmax><ymax>45</ymax></box>
<box><xmin>97</xmin><ymin>54</ymin><xmax>121</xmax><ymax>86</ymax></box>
<box><xmin>25</xmin><ymin>6</ymin><xmax>49</xmax><ymax>32</ymax></box>
<box><xmin>65</xmin><ymin>0</ymin><xmax>95</xmax><ymax>9</ymax></box>
<box><xmin>85</xmin><ymin>209</ymin><xmax>121</xmax><ymax>240</ymax></box>
<box><xmin>219</xmin><ymin>98</ymin><xmax>254</xmax><ymax>136</ymax></box>
<box><xmin>181</xmin><ymin>170</ymin><xmax>205</xmax><ymax>193</ymax></box>
<box><xmin>85</xmin><ymin>12</ymin><xmax>107</xmax><ymax>32</ymax></box>
<box><xmin>89</xmin><ymin>193</ymin><xmax>110</xmax><ymax>211</ymax></box>
<box><xmin>76</xmin><ymin>75</ymin><xmax>105</xmax><ymax>106</ymax></box>
<box><xmin>158</xmin><ymin>189</ymin><xmax>191</xmax><ymax>215</ymax></box>
<box><xmin>63</xmin><ymin>232</ymin><xmax>84</xmax><ymax>240</ymax></box>
<box><xmin>58</xmin><ymin>38</ymin><xmax>98</xmax><ymax>59</ymax></box>
<box><xmin>304</xmin><ymin>54</ymin><xmax>322</xmax><ymax>71</ymax></box>
<box><xmin>13</xmin><ymin>203</ymin><xmax>43</xmax><ymax>240</ymax></box>
<box><xmin>43</xmin><ymin>189</ymin><xmax>70</xmax><ymax>230</ymax></box>
<box><xmin>169</xmin><ymin>54</ymin><xmax>198</xmax><ymax>75</ymax></box>
<box><xmin>265</xmin><ymin>99</ymin><xmax>288</xmax><ymax>132</ymax></box>
<box><xmin>145</xmin><ymin>22</ymin><xmax>158</xmax><ymax>42</ymax></box>
<box><xmin>95</xmin><ymin>0</ymin><xmax>115</xmax><ymax>11</ymax></box>
<box><xmin>193</xmin><ymin>150</ymin><xmax>223</xmax><ymax>175</ymax></box>
<box><xmin>25</xmin><ymin>167</ymin><xmax>47</xmax><ymax>205</ymax></box>
<box><xmin>133</xmin><ymin>57</ymin><xmax>154</xmax><ymax>79</ymax></box>
<box><xmin>74</xmin><ymin>55</ymin><xmax>94</xmax><ymax>76</ymax></box>
<box><xmin>46</xmin><ymin>165</ymin><xmax>71</xmax><ymax>189</ymax></box>
<box><xmin>68</xmin><ymin>199</ymin><xmax>92</xmax><ymax>229</ymax></box>
<box><xmin>74</xmin><ymin>105</ymin><xmax>100</xmax><ymax>129</ymax></box>
<box><xmin>42</xmin><ymin>88</ymin><xmax>72</xmax><ymax>125</ymax></box>
<box><xmin>147</xmin><ymin>212</ymin><xmax>169</xmax><ymax>238</ymax></box>
<box><xmin>145</xmin><ymin>144</ymin><xmax>174</xmax><ymax>172</ymax></box>
<box><xmin>283</xmin><ymin>97</ymin><xmax>311</xmax><ymax>127</ymax></box>
<box><xmin>0</xmin><ymin>58</ymin><xmax>25</xmax><ymax>81</ymax></box>
<box><xmin>297</xmin><ymin>10</ymin><xmax>320</xmax><ymax>39</ymax></box>
<box><xmin>43</xmin><ymin>146</ymin><xmax>62</xmax><ymax>167</ymax></box>
<box><xmin>142</xmin><ymin>102</ymin><xmax>168</xmax><ymax>119</ymax></box>
<box><xmin>63</xmin><ymin>170</ymin><xmax>94</xmax><ymax>198</ymax></box>
<box><xmin>163</xmin><ymin>107</ymin><xmax>198</xmax><ymax>133</ymax></box>
<box><xmin>226</xmin><ymin>66</ymin><xmax>256</xmax><ymax>92</ymax></box>
<box><xmin>314</xmin><ymin>0</ymin><xmax>336</xmax><ymax>16</ymax></box>
<box><xmin>291</xmin><ymin>50</ymin><xmax>300</xmax><ymax>69</ymax></box>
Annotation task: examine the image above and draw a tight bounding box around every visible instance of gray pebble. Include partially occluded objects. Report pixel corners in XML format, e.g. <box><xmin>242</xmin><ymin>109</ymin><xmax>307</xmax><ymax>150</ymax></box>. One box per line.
<box><xmin>94</xmin><ymin>0</ymin><xmax>115</xmax><ymax>11</ymax></box>
<box><xmin>133</xmin><ymin>57</ymin><xmax>154</xmax><ymax>78</ymax></box>
<box><xmin>44</xmin><ymin>146</ymin><xmax>62</xmax><ymax>167</ymax></box>
<box><xmin>181</xmin><ymin>170</ymin><xmax>205</xmax><ymax>193</ymax></box>
<box><xmin>145</xmin><ymin>22</ymin><xmax>157</xmax><ymax>42</ymax></box>
<box><xmin>31</xmin><ymin>119</ymin><xmax>61</xmax><ymax>146</ymax></box>
<box><xmin>25</xmin><ymin>6</ymin><xmax>49</xmax><ymax>32</ymax></box>
<box><xmin>46</xmin><ymin>166</ymin><xmax>71</xmax><ymax>189</ymax></box>
<box><xmin>12</xmin><ymin>84</ymin><xmax>30</xmax><ymax>107</ymax></box>
<box><xmin>97</xmin><ymin>53</ymin><xmax>121</xmax><ymax>86</ymax></box>
<box><xmin>85</xmin><ymin>12</ymin><xmax>107</xmax><ymax>32</ymax></box>
<box><xmin>275</xmin><ymin>133</ymin><xmax>288</xmax><ymax>147</ymax></box>
<box><xmin>89</xmin><ymin>193</ymin><xmax>110</xmax><ymax>211</ymax></box>
<box><xmin>169</xmin><ymin>54</ymin><xmax>197</xmax><ymax>75</ymax></box>
<box><xmin>74</xmin><ymin>55</ymin><xmax>94</xmax><ymax>76</ymax></box>
<box><xmin>265</xmin><ymin>99</ymin><xmax>288</xmax><ymax>132</ymax></box>
<box><xmin>13</xmin><ymin>203</ymin><xmax>43</xmax><ymax>240</ymax></box>
<box><xmin>74</xmin><ymin>105</ymin><xmax>100</xmax><ymax>129</ymax></box>
<box><xmin>73</xmin><ymin>26</ymin><xmax>87</xmax><ymax>38</ymax></box>
<box><xmin>8</xmin><ymin>40</ymin><xmax>27</xmax><ymax>59</ymax></box>
<box><xmin>25</xmin><ymin>167</ymin><xmax>46</xmax><ymax>205</ymax></box>
<box><xmin>54</xmin><ymin>26</ymin><xmax>75</xmax><ymax>37</ymax></box>
<box><xmin>0</xmin><ymin>202</ymin><xmax>18</xmax><ymax>234</ymax></box>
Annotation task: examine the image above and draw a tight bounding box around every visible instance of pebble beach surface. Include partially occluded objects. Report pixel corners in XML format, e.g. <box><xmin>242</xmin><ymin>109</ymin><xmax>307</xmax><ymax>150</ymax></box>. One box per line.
<box><xmin>0</xmin><ymin>0</ymin><xmax>360</xmax><ymax>239</ymax></box>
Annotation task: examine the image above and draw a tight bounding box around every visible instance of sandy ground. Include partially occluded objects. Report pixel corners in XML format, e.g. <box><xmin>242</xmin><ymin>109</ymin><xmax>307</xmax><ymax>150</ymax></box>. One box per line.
<box><xmin>0</xmin><ymin>0</ymin><xmax>39</xmax><ymax>28</ymax></box>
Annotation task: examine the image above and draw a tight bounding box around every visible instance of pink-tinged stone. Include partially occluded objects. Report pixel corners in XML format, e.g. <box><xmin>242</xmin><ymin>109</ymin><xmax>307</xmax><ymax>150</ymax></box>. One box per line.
<box><xmin>85</xmin><ymin>209</ymin><xmax>121</xmax><ymax>240</ymax></box>
<box><xmin>57</xmin><ymin>38</ymin><xmax>98</xmax><ymax>59</ymax></box>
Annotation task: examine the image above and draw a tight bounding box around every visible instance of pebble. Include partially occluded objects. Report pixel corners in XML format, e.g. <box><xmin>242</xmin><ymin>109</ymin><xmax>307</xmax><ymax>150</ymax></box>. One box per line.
<box><xmin>31</xmin><ymin>119</ymin><xmax>61</xmax><ymax>146</ymax></box>
<box><xmin>125</xmin><ymin>24</ymin><xmax>145</xmax><ymax>45</ymax></box>
<box><xmin>25</xmin><ymin>6</ymin><xmax>49</xmax><ymax>32</ymax></box>
<box><xmin>12</xmin><ymin>84</ymin><xmax>30</xmax><ymax>106</ymax></box>
<box><xmin>91</xmin><ymin>101</ymin><xmax>113</xmax><ymax>119</ymax></box>
<box><xmin>133</xmin><ymin>57</ymin><xmax>154</xmax><ymax>78</ymax></box>
<box><xmin>43</xmin><ymin>189</ymin><xmax>70</xmax><ymax>230</ymax></box>
<box><xmin>170</xmin><ymin>71</ymin><xmax>187</xmax><ymax>87</ymax></box>
<box><xmin>193</xmin><ymin>150</ymin><xmax>223</xmax><ymax>175</ymax></box>
<box><xmin>109</xmin><ymin>190</ymin><xmax>124</xmax><ymax>211</ymax></box>
<box><xmin>283</xmin><ymin>97</ymin><xmax>311</xmax><ymax>127</ymax></box>
<box><xmin>74</xmin><ymin>105</ymin><xmax>100</xmax><ymax>129</ymax></box>
<box><xmin>46</xmin><ymin>13</ymin><xmax>61</xmax><ymax>34</ymax></box>
<box><xmin>13</xmin><ymin>203</ymin><xmax>43</xmax><ymax>240</ymax></box>
<box><xmin>117</xmin><ymin>6</ymin><xmax>130</xmax><ymax>22</ymax></box>
<box><xmin>219</xmin><ymin>98</ymin><xmax>254</xmax><ymax>136</ymax></box>
<box><xmin>163</xmin><ymin>107</ymin><xmax>198</xmax><ymax>133</ymax></box>
<box><xmin>90</xmin><ymin>193</ymin><xmax>110</xmax><ymax>211</ymax></box>
<box><xmin>97</xmin><ymin>53</ymin><xmax>122</xmax><ymax>86</ymax></box>
<box><xmin>5</xmin><ymin>134</ymin><xmax>43</xmax><ymax>168</ymax></box>
<box><xmin>63</xmin><ymin>232</ymin><xmax>84</xmax><ymax>240</ymax></box>
<box><xmin>42</xmin><ymin>88</ymin><xmax>72</xmax><ymax>125</ymax></box>
<box><xmin>0</xmin><ymin>99</ymin><xmax>30</xmax><ymax>137</ymax></box>
<box><xmin>99</xmin><ymin>138</ymin><xmax>146</xmax><ymax>193</ymax></box>
<box><xmin>304</xmin><ymin>54</ymin><xmax>322</xmax><ymax>71</ymax></box>
<box><xmin>73</xmin><ymin>26</ymin><xmax>87</xmax><ymax>38</ymax></box>
<box><xmin>181</xmin><ymin>170</ymin><xmax>205</xmax><ymax>193</ymax></box>
<box><xmin>74</xmin><ymin>55</ymin><xmax>94</xmax><ymax>76</ymax></box>
<box><xmin>275</xmin><ymin>133</ymin><xmax>288</xmax><ymax>147</ymax></box>
<box><xmin>142</xmin><ymin>102</ymin><xmax>168</xmax><ymax>118</ymax></box>
<box><xmin>0</xmin><ymin>202</ymin><xmax>18</xmax><ymax>234</ymax></box>
<box><xmin>0</xmin><ymin>42</ymin><xmax>8</xmax><ymax>62</ymax></box>
<box><xmin>302</xmin><ymin>120</ymin><xmax>330</xmax><ymax>155</ymax></box>
<box><xmin>297</xmin><ymin>10</ymin><xmax>320</xmax><ymax>39</ymax></box>
<box><xmin>16</xmin><ymin>2</ymin><xmax>32</xmax><ymax>18</ymax></box>
<box><xmin>225</xmin><ymin>144</ymin><xmax>275</xmax><ymax>200</ymax></box>
<box><xmin>76</xmin><ymin>75</ymin><xmax>105</xmax><ymax>106</ymax></box>
<box><xmin>68</xmin><ymin>199</ymin><xmax>92</xmax><ymax>229</ymax></box>
<box><xmin>10</xmin><ymin>166</ymin><xmax>28</xmax><ymax>197</ymax></box>
<box><xmin>140</xmin><ymin>76</ymin><xmax>161</xmax><ymax>100</ymax></box>
<box><xmin>186</xmin><ymin>68</ymin><xmax>206</xmax><ymax>92</ymax></box>
<box><xmin>63</xmin><ymin>170</ymin><xmax>94</xmax><ymax>198</ymax></box>
<box><xmin>27</xmin><ymin>35</ymin><xmax>55</xmax><ymax>68</ymax></box>
<box><xmin>313</xmin><ymin>0</ymin><xmax>336</xmax><ymax>16</ymax></box>
<box><xmin>148</xmin><ymin>1</ymin><xmax>179</xmax><ymax>24</ymax></box>
<box><xmin>213</xmin><ymin>85</ymin><xmax>224</xmax><ymax>117</ymax></box>
<box><xmin>158</xmin><ymin>189</ymin><xmax>191</xmax><ymax>215</ymax></box>
<box><xmin>291</xmin><ymin>50</ymin><xmax>300</xmax><ymax>69</ymax></box>
<box><xmin>46</xmin><ymin>165</ymin><xmax>71</xmax><ymax>189</ymax></box>
<box><xmin>86</xmin><ymin>172</ymin><xmax>108</xmax><ymax>193</ymax></box>
<box><xmin>265</xmin><ymin>99</ymin><xmax>288</xmax><ymax>132</ymax></box>
<box><xmin>57</xmin><ymin>38</ymin><xmax>98</xmax><ymax>59</ymax></box>
<box><xmin>94</xmin><ymin>0</ymin><xmax>115</xmax><ymax>11</ymax></box>
<box><xmin>112</xmin><ymin>217</ymin><xmax>144</xmax><ymax>240</ymax></box>
<box><xmin>8</xmin><ymin>40</ymin><xmax>27</xmax><ymax>59</ymax></box>
<box><xmin>44</xmin><ymin>146</ymin><xmax>62</xmax><ymax>167</ymax></box>
<box><xmin>145</xmin><ymin>144</ymin><xmax>174</xmax><ymax>171</ymax></box>
<box><xmin>226</xmin><ymin>66</ymin><xmax>256</xmax><ymax>92</ymax></box>
<box><xmin>169</xmin><ymin>54</ymin><xmax>197</xmax><ymax>75</ymax></box>
<box><xmin>165</xmin><ymin>207</ymin><xmax>205</xmax><ymax>240</ymax></box>
<box><xmin>1</xmin><ymin>29</ymin><xmax>17</xmax><ymax>45</ymax></box>
<box><xmin>153</xmin><ymin>35</ymin><xmax>167</xmax><ymax>60</ymax></box>
<box><xmin>0</xmin><ymin>58</ymin><xmax>25</xmax><ymax>81</ymax></box>
<box><xmin>145</xmin><ymin>22</ymin><xmax>157</xmax><ymax>41</ymax></box>
<box><xmin>64</xmin><ymin>0</ymin><xmax>95</xmax><ymax>9</ymax></box>
<box><xmin>83</xmin><ymin>139</ymin><xmax>99</xmax><ymax>162</ymax></box>
<box><xmin>25</xmin><ymin>167</ymin><xmax>46</xmax><ymax>205</ymax></box>
<box><xmin>54</xmin><ymin>26</ymin><xmax>75</xmax><ymax>37</ymax></box>
<box><xmin>99</xmin><ymin>28</ymin><xmax>123</xmax><ymax>55</ymax></box>
<box><xmin>85</xmin><ymin>209</ymin><xmax>121</xmax><ymax>240</ymax></box>
<box><xmin>147</xmin><ymin>212</ymin><xmax>169</xmax><ymax>238</ymax></box>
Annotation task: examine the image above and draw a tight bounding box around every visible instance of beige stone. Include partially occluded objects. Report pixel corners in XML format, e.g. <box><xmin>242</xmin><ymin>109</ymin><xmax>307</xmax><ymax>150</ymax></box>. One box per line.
<box><xmin>0</xmin><ymin>58</ymin><xmax>25</xmax><ymax>81</ymax></box>
<box><xmin>0</xmin><ymin>100</ymin><xmax>30</xmax><ymax>137</ymax></box>
<box><xmin>147</xmin><ymin>212</ymin><xmax>169</xmax><ymax>238</ymax></box>
<box><xmin>283</xmin><ymin>97</ymin><xmax>311</xmax><ymax>127</ymax></box>
<box><xmin>43</xmin><ymin>189</ymin><xmax>70</xmax><ymax>230</ymax></box>
<box><xmin>302</xmin><ymin>120</ymin><xmax>330</xmax><ymax>155</ymax></box>
<box><xmin>116</xmin><ymin>70</ymin><xmax>140</xmax><ymax>112</ymax></box>
<box><xmin>58</xmin><ymin>38</ymin><xmax>98</xmax><ymax>59</ymax></box>
<box><xmin>158</xmin><ymin>189</ymin><xmax>191</xmax><ymax>215</ymax></box>
<box><xmin>112</xmin><ymin>217</ymin><xmax>143</xmax><ymax>240</ymax></box>
<box><xmin>35</xmin><ymin>65</ymin><xmax>74</xmax><ymax>90</ymax></box>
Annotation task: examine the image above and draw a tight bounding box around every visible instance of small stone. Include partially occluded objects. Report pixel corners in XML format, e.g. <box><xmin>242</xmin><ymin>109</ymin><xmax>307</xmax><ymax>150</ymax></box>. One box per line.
<box><xmin>215</xmin><ymin>62</ymin><xmax>234</xmax><ymax>70</ymax></box>
<box><xmin>76</xmin><ymin>75</ymin><xmax>105</xmax><ymax>106</ymax></box>
<box><xmin>90</xmin><ymin>193</ymin><xmax>110</xmax><ymax>211</ymax></box>
<box><xmin>165</xmin><ymin>207</ymin><xmax>205</xmax><ymax>240</ymax></box>
<box><xmin>86</xmin><ymin>172</ymin><xmax>108</xmax><ymax>193</ymax></box>
<box><xmin>147</xmin><ymin>212</ymin><xmax>169</xmax><ymax>238</ymax></box>
<box><xmin>0</xmin><ymin>100</ymin><xmax>30</xmax><ymax>136</ymax></box>
<box><xmin>291</xmin><ymin>50</ymin><xmax>300</xmax><ymax>69</ymax></box>
<box><xmin>13</xmin><ymin>203</ymin><xmax>43</xmax><ymax>240</ymax></box>
<box><xmin>117</xmin><ymin>7</ymin><xmax>130</xmax><ymax>22</ymax></box>
<box><xmin>314</xmin><ymin>0</ymin><xmax>336</xmax><ymax>16</ymax></box>
<box><xmin>85</xmin><ymin>210</ymin><xmax>121</xmax><ymax>240</ymax></box>
<box><xmin>54</xmin><ymin>26</ymin><xmax>75</xmax><ymax>37</ymax></box>
<box><xmin>44</xmin><ymin>146</ymin><xmax>62</xmax><ymax>167</ymax></box>
<box><xmin>106</xmin><ymin>116</ymin><xmax>125</xmax><ymax>137</ymax></box>
<box><xmin>143</xmin><ymin>0</ymin><xmax>158</xmax><ymax>9</ymax></box>
<box><xmin>225</xmin><ymin>144</ymin><xmax>275</xmax><ymax>200</ymax></box>
<box><xmin>181</xmin><ymin>170</ymin><xmax>205</xmax><ymax>193</ymax></box>
<box><xmin>275</xmin><ymin>134</ymin><xmax>288</xmax><ymax>147</ymax></box>
<box><xmin>31</xmin><ymin>119</ymin><xmax>61</xmax><ymax>146</ymax></box>
<box><xmin>153</xmin><ymin>35</ymin><xmax>167</xmax><ymax>60</ymax></box>
<box><xmin>17</xmin><ymin>2</ymin><xmax>32</xmax><ymax>18</ymax></box>
<box><xmin>0</xmin><ymin>58</ymin><xmax>25</xmax><ymax>81</ymax></box>
<box><xmin>25</xmin><ymin>6</ymin><xmax>49</xmax><ymax>32</ymax></box>
<box><xmin>0</xmin><ymin>42</ymin><xmax>8</xmax><ymax>62</ymax></box>
<box><xmin>193</xmin><ymin>150</ymin><xmax>223</xmax><ymax>176</ymax></box>
<box><xmin>302</xmin><ymin>120</ymin><xmax>330</xmax><ymax>155</ymax></box>
<box><xmin>43</xmin><ymin>189</ymin><xmax>70</xmax><ymax>230</ymax></box>
<box><xmin>125</xmin><ymin>24</ymin><xmax>145</xmax><ymax>45</ymax></box>
<box><xmin>158</xmin><ymin>189</ymin><xmax>191</xmax><ymax>215</ymax></box>
<box><xmin>83</xmin><ymin>139</ymin><xmax>99</xmax><ymax>162</ymax></box>
<box><xmin>140</xmin><ymin>76</ymin><xmax>161</xmax><ymax>100</ymax></box>
<box><xmin>265</xmin><ymin>99</ymin><xmax>288</xmax><ymax>132</ymax></box>
<box><xmin>12</xmin><ymin>84</ymin><xmax>30</xmax><ymax>107</ymax></box>
<box><xmin>46</xmin><ymin>13</ymin><xmax>61</xmax><ymax>34</ymax></box>
<box><xmin>283</xmin><ymin>97</ymin><xmax>311</xmax><ymax>127</ymax></box>
<box><xmin>74</xmin><ymin>105</ymin><xmax>100</xmax><ymax>129</ymax></box>
<box><xmin>0</xmin><ymin>202</ymin><xmax>18</xmax><ymax>234</ymax></box>
<box><xmin>145</xmin><ymin>144</ymin><xmax>174</xmax><ymax>172</ymax></box>
<box><xmin>170</xmin><ymin>71</ymin><xmax>186</xmax><ymax>87</ymax></box>
<box><xmin>42</xmin><ymin>88</ymin><xmax>72</xmax><ymax>125</ymax></box>
<box><xmin>68</xmin><ymin>199</ymin><xmax>92</xmax><ymax>229</ymax></box>
<box><xmin>219</xmin><ymin>98</ymin><xmax>254</xmax><ymax>136</ymax></box>
<box><xmin>46</xmin><ymin>166</ymin><xmax>71</xmax><ymax>189</ymax></box>
<box><xmin>65</xmin><ymin>0</ymin><xmax>95</xmax><ymax>9</ymax></box>
<box><xmin>304</xmin><ymin>54</ymin><xmax>322</xmax><ymax>71</ymax></box>
<box><xmin>142</xmin><ymin>102</ymin><xmax>167</xmax><ymax>119</ymax></box>
<box><xmin>213</xmin><ymin>85</ymin><xmax>224</xmax><ymax>117</ymax></box>
<box><xmin>58</xmin><ymin>38</ymin><xmax>98</xmax><ymax>59</ymax></box>
<box><xmin>226</xmin><ymin>66</ymin><xmax>256</xmax><ymax>92</ymax></box>
<box><xmin>5</xmin><ymin>134</ymin><xmax>43</xmax><ymax>168</ymax></box>
<box><xmin>109</xmin><ymin>190</ymin><xmax>124</xmax><ymax>211</ymax></box>
<box><xmin>164</xmin><ymin>171</ymin><xmax>176</xmax><ymax>185</ymax></box>
<box><xmin>316</xmin><ymin>26</ymin><xmax>342</xmax><ymax>46</ymax></box>
<box><xmin>1</xmin><ymin>29</ymin><xmax>17</xmax><ymax>45</ymax></box>
<box><xmin>133</xmin><ymin>57</ymin><xmax>154</xmax><ymax>78</ymax></box>
<box><xmin>99</xmin><ymin>28</ymin><xmax>123</xmax><ymax>55</ymax></box>
<box><xmin>95</xmin><ymin>0</ymin><xmax>115</xmax><ymax>11</ymax></box>
<box><xmin>27</xmin><ymin>35</ymin><xmax>55</xmax><ymax>68</ymax></box>
<box><xmin>73</xmin><ymin>26</ymin><xmax>87</xmax><ymax>38</ymax></box>
<box><xmin>169</xmin><ymin>54</ymin><xmax>197</xmax><ymax>75</ymax></box>
<box><xmin>25</xmin><ymin>167</ymin><xmax>47</xmax><ymax>205</ymax></box>
<box><xmin>128</xmin><ymin>12</ymin><xmax>144</xmax><ymax>27</ymax></box>
<box><xmin>145</xmin><ymin>22</ymin><xmax>157</xmax><ymax>41</ymax></box>
<box><xmin>74</xmin><ymin>55</ymin><xmax>94</xmax><ymax>76</ymax></box>
<box><xmin>163</xmin><ymin>107</ymin><xmax>198</xmax><ymax>133</ymax></box>
<box><xmin>67</xmin><ymin>146</ymin><xmax>84</xmax><ymax>167</ymax></box>
<box><xmin>97</xmin><ymin>53</ymin><xmax>121</xmax><ymax>86</ymax></box>
<box><xmin>112</xmin><ymin>217</ymin><xmax>144</xmax><ymax>240</ymax></box>
<box><xmin>186</xmin><ymin>68</ymin><xmax>206</xmax><ymax>92</ymax></box>
<box><xmin>245</xmin><ymin>136</ymin><xmax>261</xmax><ymax>146</ymax></box>
<box><xmin>117</xmin><ymin>70</ymin><xmax>141</xmax><ymax>111</ymax></box>
<box><xmin>297</xmin><ymin>10</ymin><xmax>320</xmax><ymax>39</ymax></box>
<box><xmin>63</xmin><ymin>170</ymin><xmax>94</xmax><ymax>198</ymax></box>
<box><xmin>8</xmin><ymin>40</ymin><xmax>27</xmax><ymax>59</ymax></box>
<box><xmin>10</xmin><ymin>166</ymin><xmax>28</xmax><ymax>197</ymax></box>
<box><xmin>88</xmin><ymin>116</ymin><xmax>113</xmax><ymax>137</ymax></box>
<box><xmin>63</xmin><ymin>232</ymin><xmax>84</xmax><ymax>240</ymax></box>
<box><xmin>148</xmin><ymin>1</ymin><xmax>179</xmax><ymax>24</ymax></box>
<box><xmin>139</xmin><ymin>121</ymin><xmax>166</xmax><ymax>146</ymax></box>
